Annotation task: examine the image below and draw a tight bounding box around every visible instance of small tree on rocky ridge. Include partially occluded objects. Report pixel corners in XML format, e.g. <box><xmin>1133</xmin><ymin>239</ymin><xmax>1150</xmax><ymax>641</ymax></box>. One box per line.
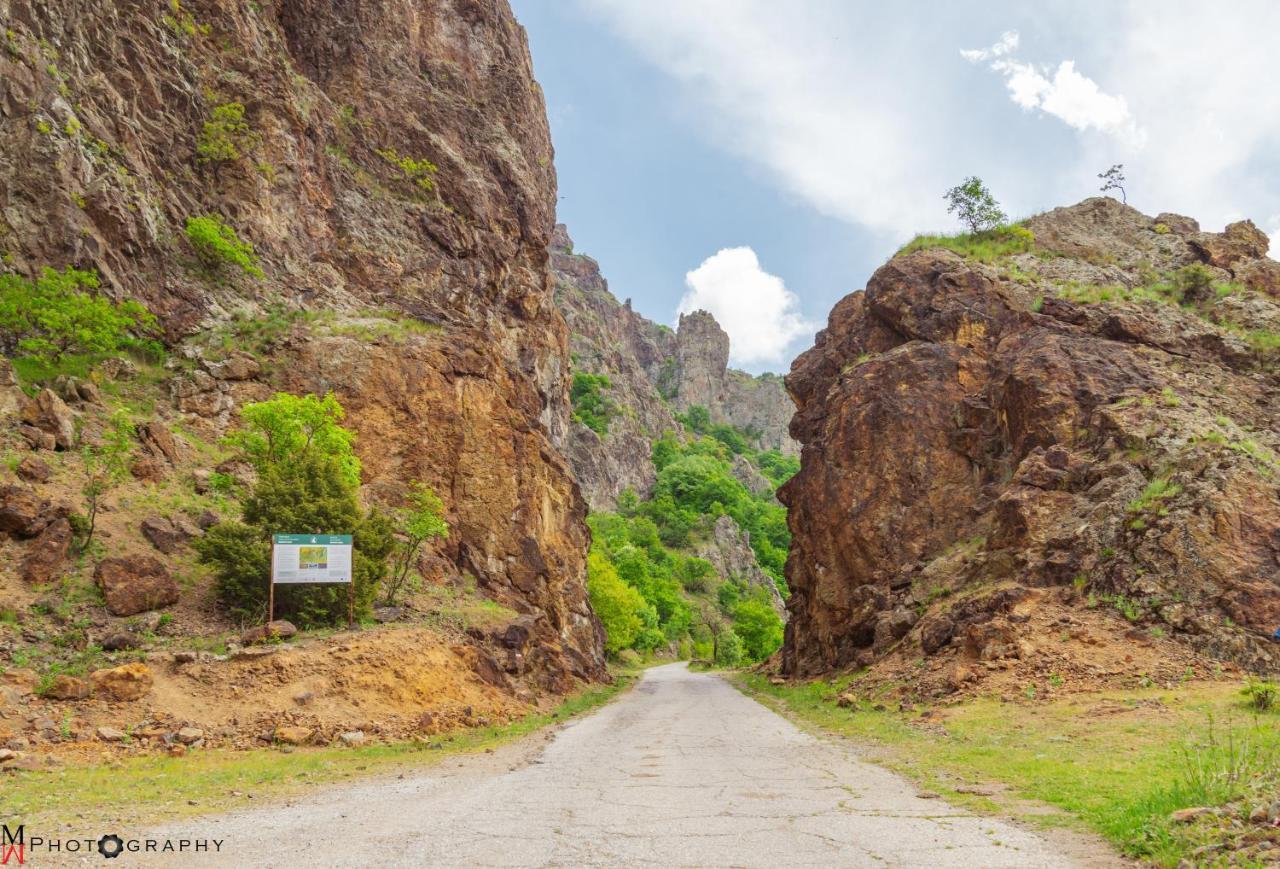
<box><xmin>1098</xmin><ymin>164</ymin><xmax>1126</xmax><ymax>204</ymax></box>
<box><xmin>944</xmin><ymin>176</ymin><xmax>1007</xmax><ymax>234</ymax></box>
<box><xmin>383</xmin><ymin>481</ymin><xmax>448</xmax><ymax>606</ymax></box>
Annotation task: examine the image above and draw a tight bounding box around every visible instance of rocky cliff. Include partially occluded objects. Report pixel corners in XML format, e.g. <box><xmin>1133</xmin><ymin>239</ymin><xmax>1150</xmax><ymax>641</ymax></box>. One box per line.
<box><xmin>0</xmin><ymin>0</ymin><xmax>603</xmax><ymax>685</ymax></box>
<box><xmin>551</xmin><ymin>225</ymin><xmax>796</xmax><ymax>510</ymax></box>
<box><xmin>781</xmin><ymin>198</ymin><xmax>1280</xmax><ymax>687</ymax></box>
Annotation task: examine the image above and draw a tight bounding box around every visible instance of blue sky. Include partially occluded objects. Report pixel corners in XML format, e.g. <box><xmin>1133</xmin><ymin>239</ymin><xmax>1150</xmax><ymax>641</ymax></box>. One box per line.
<box><xmin>513</xmin><ymin>1</ymin><xmax>1280</xmax><ymax>373</ymax></box>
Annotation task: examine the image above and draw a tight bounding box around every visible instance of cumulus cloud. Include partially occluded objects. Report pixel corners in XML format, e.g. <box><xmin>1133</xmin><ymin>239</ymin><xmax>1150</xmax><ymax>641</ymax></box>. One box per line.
<box><xmin>675</xmin><ymin>247</ymin><xmax>816</xmax><ymax>367</ymax></box>
<box><xmin>963</xmin><ymin>32</ymin><xmax>1143</xmax><ymax>146</ymax></box>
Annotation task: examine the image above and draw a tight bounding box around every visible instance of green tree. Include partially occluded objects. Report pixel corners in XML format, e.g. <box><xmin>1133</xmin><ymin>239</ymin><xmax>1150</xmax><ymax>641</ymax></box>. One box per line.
<box><xmin>0</xmin><ymin>267</ymin><xmax>157</xmax><ymax>362</ymax></box>
<box><xmin>383</xmin><ymin>482</ymin><xmax>448</xmax><ymax>605</ymax></box>
<box><xmin>733</xmin><ymin>594</ymin><xmax>784</xmax><ymax>661</ymax></box>
<box><xmin>944</xmin><ymin>176</ymin><xmax>1006</xmax><ymax>234</ymax></box>
<box><xmin>227</xmin><ymin>392</ymin><xmax>360</xmax><ymax>487</ymax></box>
<box><xmin>586</xmin><ymin>548</ymin><xmax>647</xmax><ymax>654</ymax></box>
<box><xmin>197</xmin><ymin>393</ymin><xmax>392</xmax><ymax>626</ymax></box>
<box><xmin>678</xmin><ymin>405</ymin><xmax>711</xmax><ymax>434</ymax></box>
<box><xmin>715</xmin><ymin>629</ymin><xmax>744</xmax><ymax>667</ymax></box>
<box><xmin>570</xmin><ymin>372</ymin><xmax>617</xmax><ymax>435</ymax></box>
<box><xmin>74</xmin><ymin>409</ymin><xmax>135</xmax><ymax>553</ymax></box>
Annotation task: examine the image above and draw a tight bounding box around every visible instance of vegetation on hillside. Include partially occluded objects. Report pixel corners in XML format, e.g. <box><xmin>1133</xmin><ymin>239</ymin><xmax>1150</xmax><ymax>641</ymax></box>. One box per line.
<box><xmin>585</xmin><ymin>412</ymin><xmax>792</xmax><ymax>665</ymax></box>
<box><xmin>570</xmin><ymin>372</ymin><xmax>617</xmax><ymax>435</ymax></box>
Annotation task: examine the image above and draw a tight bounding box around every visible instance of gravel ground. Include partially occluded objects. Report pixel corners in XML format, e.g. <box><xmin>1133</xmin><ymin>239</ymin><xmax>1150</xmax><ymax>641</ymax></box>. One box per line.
<box><xmin>55</xmin><ymin>663</ymin><xmax>1122</xmax><ymax>867</ymax></box>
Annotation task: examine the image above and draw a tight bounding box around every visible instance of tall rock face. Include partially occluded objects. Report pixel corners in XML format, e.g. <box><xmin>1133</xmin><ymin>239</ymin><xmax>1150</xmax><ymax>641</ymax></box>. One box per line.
<box><xmin>0</xmin><ymin>0</ymin><xmax>604</xmax><ymax>684</ymax></box>
<box><xmin>550</xmin><ymin>226</ymin><xmax>680</xmax><ymax>510</ymax></box>
<box><xmin>670</xmin><ymin>312</ymin><xmax>797</xmax><ymax>457</ymax></box>
<box><xmin>552</xmin><ymin>225</ymin><xmax>797</xmax><ymax>509</ymax></box>
<box><xmin>782</xmin><ymin>198</ymin><xmax>1280</xmax><ymax>680</ymax></box>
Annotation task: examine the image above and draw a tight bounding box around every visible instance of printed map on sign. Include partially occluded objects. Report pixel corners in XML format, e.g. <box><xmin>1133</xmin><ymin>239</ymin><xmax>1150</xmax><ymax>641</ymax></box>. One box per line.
<box><xmin>272</xmin><ymin>534</ymin><xmax>353</xmax><ymax>584</ymax></box>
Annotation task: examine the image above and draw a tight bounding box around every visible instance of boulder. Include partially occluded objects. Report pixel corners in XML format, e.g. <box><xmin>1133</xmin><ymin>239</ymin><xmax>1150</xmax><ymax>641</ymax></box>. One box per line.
<box><xmin>0</xmin><ymin>358</ymin><xmax>25</xmax><ymax>415</ymax></box>
<box><xmin>176</xmin><ymin>727</ymin><xmax>204</xmax><ymax>744</ymax></box>
<box><xmin>274</xmin><ymin>725</ymin><xmax>312</xmax><ymax>745</ymax></box>
<box><xmin>1188</xmin><ymin>220</ymin><xmax>1270</xmax><ymax>269</ymax></box>
<box><xmin>101</xmin><ymin>631</ymin><xmax>142</xmax><ymax>651</ymax></box>
<box><xmin>129</xmin><ymin>455</ymin><xmax>166</xmax><ymax>482</ymax></box>
<box><xmin>94</xmin><ymin>555</ymin><xmax>179</xmax><ymax>616</ymax></box>
<box><xmin>52</xmin><ymin>375</ymin><xmax>101</xmax><ymax>405</ymax></box>
<box><xmin>21</xmin><ymin>517</ymin><xmax>72</xmax><ymax>584</ymax></box>
<box><xmin>96</xmin><ymin>726</ymin><xmax>127</xmax><ymax>742</ymax></box>
<box><xmin>140</xmin><ymin>516</ymin><xmax>189</xmax><ymax>554</ymax></box>
<box><xmin>97</xmin><ymin>358</ymin><xmax>138</xmax><ymax>380</ymax></box>
<box><xmin>338</xmin><ymin>730</ymin><xmax>365</xmax><ymax>746</ymax></box>
<box><xmin>205</xmin><ymin>351</ymin><xmax>260</xmax><ymax>381</ymax></box>
<box><xmin>20</xmin><ymin>388</ymin><xmax>76</xmax><ymax>450</ymax></box>
<box><xmin>90</xmin><ymin>662</ymin><xmax>153</xmax><ymax>701</ymax></box>
<box><xmin>919</xmin><ymin>615</ymin><xmax>956</xmax><ymax>655</ymax></box>
<box><xmin>0</xmin><ymin>484</ymin><xmax>56</xmax><ymax>538</ymax></box>
<box><xmin>137</xmin><ymin>421</ymin><xmax>179</xmax><ymax>464</ymax></box>
<box><xmin>241</xmin><ymin>620</ymin><xmax>298</xmax><ymax>645</ymax></box>
<box><xmin>44</xmin><ymin>675</ymin><xmax>91</xmax><ymax>700</ymax></box>
<box><xmin>15</xmin><ymin>455</ymin><xmax>52</xmax><ymax>483</ymax></box>
<box><xmin>18</xmin><ymin>425</ymin><xmax>56</xmax><ymax>451</ymax></box>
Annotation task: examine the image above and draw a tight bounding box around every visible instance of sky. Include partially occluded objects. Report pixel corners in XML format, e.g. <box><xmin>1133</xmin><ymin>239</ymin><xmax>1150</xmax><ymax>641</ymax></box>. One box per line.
<box><xmin>512</xmin><ymin>0</ymin><xmax>1280</xmax><ymax>374</ymax></box>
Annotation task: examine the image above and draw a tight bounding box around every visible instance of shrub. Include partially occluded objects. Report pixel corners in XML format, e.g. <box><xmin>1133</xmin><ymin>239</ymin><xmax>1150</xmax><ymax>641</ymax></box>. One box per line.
<box><xmin>376</xmin><ymin>147</ymin><xmax>437</xmax><ymax>192</ymax></box>
<box><xmin>587</xmin><ymin>548</ymin><xmax>648</xmax><ymax>654</ymax></box>
<box><xmin>944</xmin><ymin>176</ymin><xmax>1006</xmax><ymax>234</ymax></box>
<box><xmin>733</xmin><ymin>593</ymin><xmax>784</xmax><ymax>661</ymax></box>
<box><xmin>197</xmin><ymin>102</ymin><xmax>255</xmax><ymax>163</ymax></box>
<box><xmin>185</xmin><ymin>215</ymin><xmax>264</xmax><ymax>279</ymax></box>
<box><xmin>1242</xmin><ymin>678</ymin><xmax>1277</xmax><ymax>712</ymax></box>
<box><xmin>197</xmin><ymin>392</ymin><xmax>390</xmax><ymax>626</ymax></box>
<box><xmin>384</xmin><ymin>481</ymin><xmax>448</xmax><ymax>605</ymax></box>
<box><xmin>715</xmin><ymin>630</ymin><xmax>744</xmax><ymax>667</ymax></box>
<box><xmin>0</xmin><ymin>266</ymin><xmax>157</xmax><ymax>362</ymax></box>
<box><xmin>570</xmin><ymin>372</ymin><xmax>617</xmax><ymax>435</ymax></box>
<box><xmin>896</xmin><ymin>224</ymin><xmax>1034</xmax><ymax>263</ymax></box>
<box><xmin>226</xmin><ymin>391</ymin><xmax>360</xmax><ymax>486</ymax></box>
<box><xmin>196</xmin><ymin>452</ymin><xmax>392</xmax><ymax>626</ymax></box>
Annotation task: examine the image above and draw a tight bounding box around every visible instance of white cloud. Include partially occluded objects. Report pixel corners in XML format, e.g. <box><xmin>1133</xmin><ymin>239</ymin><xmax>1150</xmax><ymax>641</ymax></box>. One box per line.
<box><xmin>676</xmin><ymin>247</ymin><xmax>816</xmax><ymax>366</ymax></box>
<box><xmin>960</xmin><ymin>30</ymin><xmax>1018</xmax><ymax>63</ymax></box>
<box><xmin>963</xmin><ymin>32</ymin><xmax>1144</xmax><ymax>146</ymax></box>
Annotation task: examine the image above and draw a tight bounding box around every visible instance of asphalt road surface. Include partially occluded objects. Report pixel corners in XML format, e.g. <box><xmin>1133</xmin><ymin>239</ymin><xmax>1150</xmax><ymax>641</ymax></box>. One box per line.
<box><xmin>116</xmin><ymin>663</ymin><xmax>1112</xmax><ymax>867</ymax></box>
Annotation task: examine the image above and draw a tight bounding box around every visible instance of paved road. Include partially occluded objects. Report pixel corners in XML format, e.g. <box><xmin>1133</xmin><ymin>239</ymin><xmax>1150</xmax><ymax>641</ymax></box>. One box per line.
<box><xmin>119</xmin><ymin>663</ymin><xmax>1102</xmax><ymax>867</ymax></box>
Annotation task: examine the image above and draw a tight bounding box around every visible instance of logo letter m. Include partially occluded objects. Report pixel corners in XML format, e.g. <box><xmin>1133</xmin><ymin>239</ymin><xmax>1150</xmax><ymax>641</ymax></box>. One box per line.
<box><xmin>1</xmin><ymin>825</ymin><xmax>24</xmax><ymax>865</ymax></box>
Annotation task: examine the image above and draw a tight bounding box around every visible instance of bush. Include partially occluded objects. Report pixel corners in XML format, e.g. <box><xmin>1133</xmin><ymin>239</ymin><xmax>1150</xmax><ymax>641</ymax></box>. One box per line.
<box><xmin>227</xmin><ymin>392</ymin><xmax>359</xmax><ymax>486</ymax></box>
<box><xmin>1242</xmin><ymin>678</ymin><xmax>1277</xmax><ymax>711</ymax></box>
<box><xmin>197</xmin><ymin>102</ymin><xmax>255</xmax><ymax>163</ymax></box>
<box><xmin>715</xmin><ymin>630</ymin><xmax>744</xmax><ymax>667</ymax></box>
<box><xmin>196</xmin><ymin>453</ymin><xmax>392</xmax><ymax>626</ymax></box>
<box><xmin>570</xmin><ymin>372</ymin><xmax>617</xmax><ymax>435</ymax></box>
<box><xmin>587</xmin><ymin>549</ymin><xmax>648</xmax><ymax>654</ymax></box>
<box><xmin>0</xmin><ymin>266</ymin><xmax>158</xmax><ymax>362</ymax></box>
<box><xmin>185</xmin><ymin>215</ymin><xmax>264</xmax><ymax>279</ymax></box>
<box><xmin>733</xmin><ymin>593</ymin><xmax>784</xmax><ymax>661</ymax></box>
<box><xmin>384</xmin><ymin>481</ymin><xmax>448</xmax><ymax>605</ymax></box>
<box><xmin>376</xmin><ymin>148</ymin><xmax>438</xmax><ymax>192</ymax></box>
<box><xmin>197</xmin><ymin>392</ymin><xmax>391</xmax><ymax>626</ymax></box>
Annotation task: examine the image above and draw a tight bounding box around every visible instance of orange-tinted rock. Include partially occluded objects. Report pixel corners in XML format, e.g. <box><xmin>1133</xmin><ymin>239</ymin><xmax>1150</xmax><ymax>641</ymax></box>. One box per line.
<box><xmin>90</xmin><ymin>663</ymin><xmax>153</xmax><ymax>701</ymax></box>
<box><xmin>94</xmin><ymin>556</ymin><xmax>179</xmax><ymax>616</ymax></box>
<box><xmin>781</xmin><ymin>200</ymin><xmax>1280</xmax><ymax>677</ymax></box>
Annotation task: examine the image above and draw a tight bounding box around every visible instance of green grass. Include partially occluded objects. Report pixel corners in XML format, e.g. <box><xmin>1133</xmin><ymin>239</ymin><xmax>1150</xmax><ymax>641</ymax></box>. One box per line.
<box><xmin>896</xmin><ymin>224</ymin><xmax>1035</xmax><ymax>263</ymax></box>
<box><xmin>5</xmin><ymin>666</ymin><xmax>642</xmax><ymax>827</ymax></box>
<box><xmin>733</xmin><ymin>675</ymin><xmax>1280</xmax><ymax>866</ymax></box>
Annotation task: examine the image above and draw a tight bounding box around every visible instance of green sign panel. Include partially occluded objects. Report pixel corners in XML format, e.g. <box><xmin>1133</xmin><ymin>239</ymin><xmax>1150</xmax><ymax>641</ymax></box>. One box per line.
<box><xmin>271</xmin><ymin>534</ymin><xmax>354</xmax><ymax>584</ymax></box>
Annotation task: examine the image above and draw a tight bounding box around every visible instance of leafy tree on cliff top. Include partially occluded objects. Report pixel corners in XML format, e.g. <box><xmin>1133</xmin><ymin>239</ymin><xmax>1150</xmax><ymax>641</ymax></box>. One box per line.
<box><xmin>944</xmin><ymin>176</ymin><xmax>1006</xmax><ymax>234</ymax></box>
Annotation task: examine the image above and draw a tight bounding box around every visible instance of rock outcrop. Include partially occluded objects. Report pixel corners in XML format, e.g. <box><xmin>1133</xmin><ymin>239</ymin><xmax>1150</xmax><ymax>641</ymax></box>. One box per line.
<box><xmin>0</xmin><ymin>0</ymin><xmax>604</xmax><ymax>684</ymax></box>
<box><xmin>782</xmin><ymin>198</ymin><xmax>1280</xmax><ymax>678</ymax></box>
<box><xmin>551</xmin><ymin>225</ymin><xmax>797</xmax><ymax>509</ymax></box>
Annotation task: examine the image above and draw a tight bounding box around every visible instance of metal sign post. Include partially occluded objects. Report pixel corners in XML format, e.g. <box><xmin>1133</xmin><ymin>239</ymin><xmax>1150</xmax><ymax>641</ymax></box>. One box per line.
<box><xmin>269</xmin><ymin>534</ymin><xmax>356</xmax><ymax>629</ymax></box>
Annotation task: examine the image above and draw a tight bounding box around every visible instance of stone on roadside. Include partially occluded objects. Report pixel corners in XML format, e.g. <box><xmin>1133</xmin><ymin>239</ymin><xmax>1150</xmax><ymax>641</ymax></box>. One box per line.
<box><xmin>44</xmin><ymin>675</ymin><xmax>92</xmax><ymax>700</ymax></box>
<box><xmin>338</xmin><ymin>730</ymin><xmax>365</xmax><ymax>746</ymax></box>
<box><xmin>1171</xmin><ymin>807</ymin><xmax>1212</xmax><ymax>823</ymax></box>
<box><xmin>94</xmin><ymin>555</ymin><xmax>178</xmax><ymax>616</ymax></box>
<box><xmin>241</xmin><ymin>620</ymin><xmax>298</xmax><ymax>645</ymax></box>
<box><xmin>96</xmin><ymin>726</ymin><xmax>127</xmax><ymax>743</ymax></box>
<box><xmin>274</xmin><ymin>725</ymin><xmax>312</xmax><ymax>746</ymax></box>
<box><xmin>176</xmin><ymin>727</ymin><xmax>204</xmax><ymax>745</ymax></box>
<box><xmin>90</xmin><ymin>663</ymin><xmax>153</xmax><ymax>701</ymax></box>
